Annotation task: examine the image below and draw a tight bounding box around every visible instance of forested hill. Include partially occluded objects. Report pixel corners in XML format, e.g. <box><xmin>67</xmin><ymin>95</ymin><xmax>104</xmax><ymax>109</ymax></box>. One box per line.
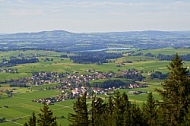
<box><xmin>0</xmin><ymin>30</ymin><xmax>190</xmax><ymax>52</ymax></box>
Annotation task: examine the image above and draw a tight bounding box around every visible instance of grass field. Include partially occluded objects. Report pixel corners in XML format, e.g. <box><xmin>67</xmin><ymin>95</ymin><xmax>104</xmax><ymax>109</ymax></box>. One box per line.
<box><xmin>0</xmin><ymin>48</ymin><xmax>189</xmax><ymax>82</ymax></box>
<box><xmin>141</xmin><ymin>47</ymin><xmax>190</xmax><ymax>55</ymax></box>
<box><xmin>0</xmin><ymin>88</ymin><xmax>74</xmax><ymax>126</ymax></box>
<box><xmin>0</xmin><ymin>48</ymin><xmax>189</xmax><ymax>125</ymax></box>
<box><xmin>0</xmin><ymin>80</ymin><xmax>163</xmax><ymax>126</ymax></box>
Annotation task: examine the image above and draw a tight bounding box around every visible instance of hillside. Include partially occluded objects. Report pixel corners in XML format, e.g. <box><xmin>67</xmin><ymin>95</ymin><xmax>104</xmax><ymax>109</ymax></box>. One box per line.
<box><xmin>0</xmin><ymin>30</ymin><xmax>190</xmax><ymax>52</ymax></box>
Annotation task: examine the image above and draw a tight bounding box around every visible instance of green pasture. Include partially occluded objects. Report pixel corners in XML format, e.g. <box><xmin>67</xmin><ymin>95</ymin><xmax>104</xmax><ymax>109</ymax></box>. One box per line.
<box><xmin>116</xmin><ymin>81</ymin><xmax>162</xmax><ymax>105</ymax></box>
<box><xmin>0</xmin><ymin>48</ymin><xmax>189</xmax><ymax>125</ymax></box>
<box><xmin>0</xmin><ymin>49</ymin><xmax>189</xmax><ymax>82</ymax></box>
<box><xmin>0</xmin><ymin>81</ymin><xmax>163</xmax><ymax>126</ymax></box>
<box><xmin>142</xmin><ymin>47</ymin><xmax>190</xmax><ymax>55</ymax></box>
<box><xmin>1</xmin><ymin>55</ymin><xmax>189</xmax><ymax>82</ymax></box>
<box><xmin>0</xmin><ymin>89</ymin><xmax>73</xmax><ymax>126</ymax></box>
<box><xmin>0</xmin><ymin>50</ymin><xmax>63</xmax><ymax>60</ymax></box>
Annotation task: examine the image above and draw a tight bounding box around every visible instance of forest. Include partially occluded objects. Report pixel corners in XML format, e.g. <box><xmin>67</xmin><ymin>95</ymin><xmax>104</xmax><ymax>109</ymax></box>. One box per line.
<box><xmin>69</xmin><ymin>52</ymin><xmax>122</xmax><ymax>64</ymax></box>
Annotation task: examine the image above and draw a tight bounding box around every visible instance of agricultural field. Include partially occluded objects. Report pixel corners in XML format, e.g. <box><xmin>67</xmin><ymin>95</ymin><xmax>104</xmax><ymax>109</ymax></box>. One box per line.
<box><xmin>0</xmin><ymin>47</ymin><xmax>189</xmax><ymax>125</ymax></box>
<box><xmin>141</xmin><ymin>47</ymin><xmax>190</xmax><ymax>55</ymax></box>
<box><xmin>0</xmin><ymin>81</ymin><xmax>162</xmax><ymax>126</ymax></box>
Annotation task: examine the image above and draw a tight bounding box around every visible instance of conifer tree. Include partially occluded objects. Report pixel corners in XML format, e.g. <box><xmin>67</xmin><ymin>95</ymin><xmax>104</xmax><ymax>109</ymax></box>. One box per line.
<box><xmin>24</xmin><ymin>111</ymin><xmax>36</xmax><ymax>126</ymax></box>
<box><xmin>91</xmin><ymin>96</ymin><xmax>106</xmax><ymax>126</ymax></box>
<box><xmin>112</xmin><ymin>91</ymin><xmax>130</xmax><ymax>126</ymax></box>
<box><xmin>129</xmin><ymin>103</ymin><xmax>144</xmax><ymax>126</ymax></box>
<box><xmin>37</xmin><ymin>104</ymin><xmax>58</xmax><ymax>126</ymax></box>
<box><xmin>102</xmin><ymin>96</ymin><xmax>114</xmax><ymax>125</ymax></box>
<box><xmin>156</xmin><ymin>54</ymin><xmax>190</xmax><ymax>125</ymax></box>
<box><xmin>68</xmin><ymin>92</ymin><xmax>89</xmax><ymax>126</ymax></box>
<box><xmin>122</xmin><ymin>93</ymin><xmax>131</xmax><ymax>126</ymax></box>
<box><xmin>142</xmin><ymin>92</ymin><xmax>158</xmax><ymax>126</ymax></box>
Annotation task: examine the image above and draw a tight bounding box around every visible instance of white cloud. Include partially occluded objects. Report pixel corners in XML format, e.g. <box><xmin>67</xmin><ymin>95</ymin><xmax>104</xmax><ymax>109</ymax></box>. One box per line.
<box><xmin>1</xmin><ymin>0</ymin><xmax>190</xmax><ymax>33</ymax></box>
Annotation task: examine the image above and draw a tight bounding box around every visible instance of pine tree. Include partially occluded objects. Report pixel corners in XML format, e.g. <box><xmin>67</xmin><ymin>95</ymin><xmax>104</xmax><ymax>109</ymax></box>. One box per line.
<box><xmin>112</xmin><ymin>91</ymin><xmax>130</xmax><ymax>126</ymax></box>
<box><xmin>102</xmin><ymin>96</ymin><xmax>114</xmax><ymax>125</ymax></box>
<box><xmin>122</xmin><ymin>93</ymin><xmax>131</xmax><ymax>126</ymax></box>
<box><xmin>129</xmin><ymin>103</ymin><xmax>144</xmax><ymax>126</ymax></box>
<box><xmin>91</xmin><ymin>96</ymin><xmax>106</xmax><ymax>126</ymax></box>
<box><xmin>142</xmin><ymin>92</ymin><xmax>158</xmax><ymax>126</ymax></box>
<box><xmin>156</xmin><ymin>54</ymin><xmax>190</xmax><ymax>125</ymax></box>
<box><xmin>24</xmin><ymin>111</ymin><xmax>36</xmax><ymax>126</ymax></box>
<box><xmin>68</xmin><ymin>92</ymin><xmax>89</xmax><ymax>126</ymax></box>
<box><xmin>37</xmin><ymin>104</ymin><xmax>58</xmax><ymax>126</ymax></box>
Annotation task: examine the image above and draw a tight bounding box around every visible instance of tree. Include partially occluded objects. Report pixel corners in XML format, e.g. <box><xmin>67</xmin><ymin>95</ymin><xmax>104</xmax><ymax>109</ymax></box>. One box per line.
<box><xmin>37</xmin><ymin>104</ymin><xmax>57</xmax><ymax>126</ymax></box>
<box><xmin>156</xmin><ymin>54</ymin><xmax>190</xmax><ymax>125</ymax></box>
<box><xmin>129</xmin><ymin>103</ymin><xmax>144</xmax><ymax>126</ymax></box>
<box><xmin>24</xmin><ymin>111</ymin><xmax>36</xmax><ymax>126</ymax></box>
<box><xmin>91</xmin><ymin>96</ymin><xmax>106</xmax><ymax>126</ymax></box>
<box><xmin>142</xmin><ymin>92</ymin><xmax>158</xmax><ymax>126</ymax></box>
<box><xmin>102</xmin><ymin>96</ymin><xmax>114</xmax><ymax>125</ymax></box>
<box><xmin>68</xmin><ymin>92</ymin><xmax>89</xmax><ymax>126</ymax></box>
<box><xmin>112</xmin><ymin>91</ymin><xmax>130</xmax><ymax>126</ymax></box>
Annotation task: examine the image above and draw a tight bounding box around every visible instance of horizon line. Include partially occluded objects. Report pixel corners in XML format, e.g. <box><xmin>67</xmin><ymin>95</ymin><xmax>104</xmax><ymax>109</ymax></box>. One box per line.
<box><xmin>1</xmin><ymin>29</ymin><xmax>190</xmax><ymax>35</ymax></box>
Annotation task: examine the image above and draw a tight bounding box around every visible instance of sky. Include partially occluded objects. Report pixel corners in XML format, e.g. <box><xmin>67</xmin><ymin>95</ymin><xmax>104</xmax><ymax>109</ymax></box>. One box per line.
<box><xmin>0</xmin><ymin>0</ymin><xmax>190</xmax><ymax>33</ymax></box>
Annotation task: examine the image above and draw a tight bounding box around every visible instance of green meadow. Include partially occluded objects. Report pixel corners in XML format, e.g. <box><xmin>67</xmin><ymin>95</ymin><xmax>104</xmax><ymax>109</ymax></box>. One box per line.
<box><xmin>0</xmin><ymin>47</ymin><xmax>189</xmax><ymax>125</ymax></box>
<box><xmin>0</xmin><ymin>81</ymin><xmax>162</xmax><ymax>126</ymax></box>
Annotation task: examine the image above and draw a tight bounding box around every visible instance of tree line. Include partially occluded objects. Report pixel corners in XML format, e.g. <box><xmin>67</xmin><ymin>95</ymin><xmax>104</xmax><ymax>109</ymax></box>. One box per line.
<box><xmin>0</xmin><ymin>57</ymin><xmax>39</xmax><ymax>67</ymax></box>
<box><xmin>69</xmin><ymin>51</ymin><xmax>122</xmax><ymax>64</ymax></box>
<box><xmin>145</xmin><ymin>53</ymin><xmax>190</xmax><ymax>61</ymax></box>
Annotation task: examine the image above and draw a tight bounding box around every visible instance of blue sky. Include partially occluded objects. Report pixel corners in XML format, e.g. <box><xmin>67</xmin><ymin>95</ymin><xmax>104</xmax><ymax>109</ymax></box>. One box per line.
<box><xmin>0</xmin><ymin>0</ymin><xmax>190</xmax><ymax>33</ymax></box>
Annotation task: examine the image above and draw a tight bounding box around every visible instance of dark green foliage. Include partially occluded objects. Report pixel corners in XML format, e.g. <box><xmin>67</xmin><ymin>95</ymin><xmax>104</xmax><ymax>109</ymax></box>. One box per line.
<box><xmin>156</xmin><ymin>54</ymin><xmax>190</xmax><ymax>125</ymax></box>
<box><xmin>129</xmin><ymin>103</ymin><xmax>144</xmax><ymax>126</ymax></box>
<box><xmin>91</xmin><ymin>96</ymin><xmax>106</xmax><ymax>126</ymax></box>
<box><xmin>142</xmin><ymin>92</ymin><xmax>158</xmax><ymax>126</ymax></box>
<box><xmin>37</xmin><ymin>104</ymin><xmax>58</xmax><ymax>126</ymax></box>
<box><xmin>112</xmin><ymin>91</ymin><xmax>130</xmax><ymax>126</ymax></box>
<box><xmin>102</xmin><ymin>96</ymin><xmax>114</xmax><ymax>125</ymax></box>
<box><xmin>68</xmin><ymin>92</ymin><xmax>89</xmax><ymax>126</ymax></box>
<box><xmin>24</xmin><ymin>105</ymin><xmax>57</xmax><ymax>126</ymax></box>
<box><xmin>24</xmin><ymin>111</ymin><xmax>36</xmax><ymax>126</ymax></box>
<box><xmin>91</xmin><ymin>79</ymin><xmax>132</xmax><ymax>88</ymax></box>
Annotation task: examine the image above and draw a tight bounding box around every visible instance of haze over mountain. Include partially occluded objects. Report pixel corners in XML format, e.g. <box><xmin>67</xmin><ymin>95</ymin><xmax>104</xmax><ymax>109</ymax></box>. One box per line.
<box><xmin>0</xmin><ymin>30</ymin><xmax>190</xmax><ymax>52</ymax></box>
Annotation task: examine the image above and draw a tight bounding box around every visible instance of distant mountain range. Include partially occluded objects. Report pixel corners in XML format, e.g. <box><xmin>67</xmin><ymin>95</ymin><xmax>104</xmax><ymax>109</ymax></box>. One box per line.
<box><xmin>0</xmin><ymin>30</ymin><xmax>190</xmax><ymax>52</ymax></box>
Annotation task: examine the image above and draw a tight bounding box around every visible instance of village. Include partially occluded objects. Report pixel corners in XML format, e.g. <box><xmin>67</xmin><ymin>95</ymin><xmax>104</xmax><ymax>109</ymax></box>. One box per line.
<box><xmin>2</xmin><ymin>69</ymin><xmax>148</xmax><ymax>105</ymax></box>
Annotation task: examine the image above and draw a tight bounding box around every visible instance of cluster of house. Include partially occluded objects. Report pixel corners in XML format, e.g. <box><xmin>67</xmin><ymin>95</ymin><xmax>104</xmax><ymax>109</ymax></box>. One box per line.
<box><xmin>9</xmin><ymin>71</ymin><xmax>115</xmax><ymax>87</ymax></box>
<box><xmin>32</xmin><ymin>86</ymin><xmax>117</xmax><ymax>105</ymax></box>
<box><xmin>32</xmin><ymin>93</ymin><xmax>69</xmax><ymax>105</ymax></box>
<box><xmin>128</xmin><ymin>83</ymin><xmax>148</xmax><ymax>89</ymax></box>
<box><xmin>128</xmin><ymin>90</ymin><xmax>148</xmax><ymax>95</ymax></box>
<box><xmin>6</xmin><ymin>69</ymin><xmax>148</xmax><ymax>104</ymax></box>
<box><xmin>0</xmin><ymin>68</ymin><xmax>18</xmax><ymax>73</ymax></box>
<box><xmin>10</xmin><ymin>68</ymin><xmax>144</xmax><ymax>88</ymax></box>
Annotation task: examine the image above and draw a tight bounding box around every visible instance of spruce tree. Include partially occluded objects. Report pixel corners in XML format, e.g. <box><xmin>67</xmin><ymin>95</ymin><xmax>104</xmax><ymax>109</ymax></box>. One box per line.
<box><xmin>68</xmin><ymin>92</ymin><xmax>89</xmax><ymax>126</ymax></box>
<box><xmin>142</xmin><ymin>92</ymin><xmax>158</xmax><ymax>126</ymax></box>
<box><xmin>156</xmin><ymin>54</ymin><xmax>190</xmax><ymax>125</ymax></box>
<box><xmin>37</xmin><ymin>104</ymin><xmax>58</xmax><ymax>126</ymax></box>
<box><xmin>129</xmin><ymin>103</ymin><xmax>144</xmax><ymax>126</ymax></box>
<box><xmin>103</xmin><ymin>96</ymin><xmax>114</xmax><ymax>125</ymax></box>
<box><xmin>112</xmin><ymin>91</ymin><xmax>130</xmax><ymax>126</ymax></box>
<box><xmin>91</xmin><ymin>96</ymin><xmax>106</xmax><ymax>126</ymax></box>
<box><xmin>24</xmin><ymin>111</ymin><xmax>36</xmax><ymax>126</ymax></box>
<box><xmin>122</xmin><ymin>93</ymin><xmax>131</xmax><ymax>126</ymax></box>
